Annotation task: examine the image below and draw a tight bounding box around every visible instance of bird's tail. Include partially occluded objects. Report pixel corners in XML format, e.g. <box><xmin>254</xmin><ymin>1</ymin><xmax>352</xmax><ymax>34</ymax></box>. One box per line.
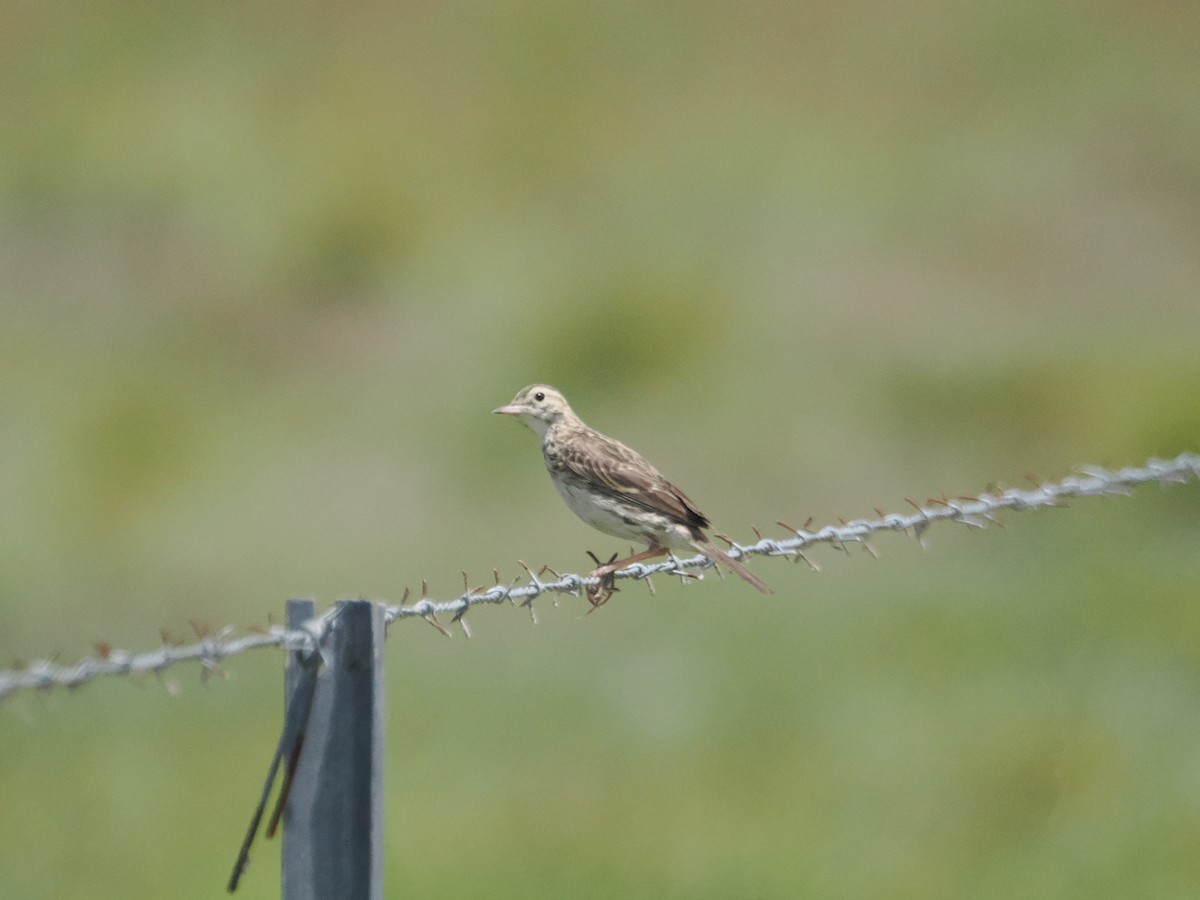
<box><xmin>691</xmin><ymin>540</ymin><xmax>772</xmax><ymax>595</ymax></box>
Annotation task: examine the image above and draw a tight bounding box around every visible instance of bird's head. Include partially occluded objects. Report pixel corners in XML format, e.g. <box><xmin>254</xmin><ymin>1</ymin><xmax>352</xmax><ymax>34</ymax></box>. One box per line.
<box><xmin>493</xmin><ymin>384</ymin><xmax>574</xmax><ymax>437</ymax></box>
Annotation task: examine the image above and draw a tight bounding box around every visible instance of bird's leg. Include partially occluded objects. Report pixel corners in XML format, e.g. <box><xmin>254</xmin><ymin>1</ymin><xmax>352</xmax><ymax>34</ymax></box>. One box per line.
<box><xmin>585</xmin><ymin>544</ymin><xmax>668</xmax><ymax>607</ymax></box>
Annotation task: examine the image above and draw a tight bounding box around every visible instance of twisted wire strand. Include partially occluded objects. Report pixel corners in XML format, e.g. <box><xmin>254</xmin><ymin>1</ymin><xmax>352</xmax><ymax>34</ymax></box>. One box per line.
<box><xmin>2</xmin><ymin>452</ymin><xmax>1196</xmax><ymax>701</ymax></box>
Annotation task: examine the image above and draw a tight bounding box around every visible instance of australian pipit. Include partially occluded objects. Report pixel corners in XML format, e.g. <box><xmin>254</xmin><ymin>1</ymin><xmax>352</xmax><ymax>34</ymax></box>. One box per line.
<box><xmin>494</xmin><ymin>384</ymin><xmax>770</xmax><ymax>604</ymax></box>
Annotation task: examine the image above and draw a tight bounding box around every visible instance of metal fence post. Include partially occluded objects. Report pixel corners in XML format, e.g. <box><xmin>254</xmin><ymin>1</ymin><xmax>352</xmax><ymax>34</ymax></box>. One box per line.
<box><xmin>282</xmin><ymin>599</ymin><xmax>386</xmax><ymax>900</ymax></box>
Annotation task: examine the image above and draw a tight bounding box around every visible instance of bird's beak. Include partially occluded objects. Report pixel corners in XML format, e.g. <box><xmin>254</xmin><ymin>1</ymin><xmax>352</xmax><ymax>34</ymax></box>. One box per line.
<box><xmin>493</xmin><ymin>404</ymin><xmax>525</xmax><ymax>416</ymax></box>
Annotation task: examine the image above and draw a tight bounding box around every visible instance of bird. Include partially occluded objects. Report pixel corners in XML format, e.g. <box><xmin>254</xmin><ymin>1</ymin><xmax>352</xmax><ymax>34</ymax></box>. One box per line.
<box><xmin>494</xmin><ymin>384</ymin><xmax>770</xmax><ymax>604</ymax></box>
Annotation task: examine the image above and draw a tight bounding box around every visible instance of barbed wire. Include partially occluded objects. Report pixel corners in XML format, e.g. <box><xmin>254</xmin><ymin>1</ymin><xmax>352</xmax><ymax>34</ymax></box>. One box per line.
<box><xmin>2</xmin><ymin>451</ymin><xmax>1196</xmax><ymax>701</ymax></box>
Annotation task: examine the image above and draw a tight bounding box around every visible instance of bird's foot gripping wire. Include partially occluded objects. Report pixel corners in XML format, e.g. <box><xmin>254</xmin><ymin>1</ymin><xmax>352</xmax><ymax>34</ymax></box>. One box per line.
<box><xmin>584</xmin><ymin>550</ymin><xmax>621</xmax><ymax>608</ymax></box>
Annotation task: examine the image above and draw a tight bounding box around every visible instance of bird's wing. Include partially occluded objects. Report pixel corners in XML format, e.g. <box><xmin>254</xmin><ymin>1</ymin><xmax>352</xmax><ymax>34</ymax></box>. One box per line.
<box><xmin>553</xmin><ymin>424</ymin><xmax>710</xmax><ymax>530</ymax></box>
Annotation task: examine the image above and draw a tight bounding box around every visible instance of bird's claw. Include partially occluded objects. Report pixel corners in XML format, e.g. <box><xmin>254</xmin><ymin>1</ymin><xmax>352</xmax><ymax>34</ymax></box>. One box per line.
<box><xmin>585</xmin><ymin>551</ymin><xmax>620</xmax><ymax>608</ymax></box>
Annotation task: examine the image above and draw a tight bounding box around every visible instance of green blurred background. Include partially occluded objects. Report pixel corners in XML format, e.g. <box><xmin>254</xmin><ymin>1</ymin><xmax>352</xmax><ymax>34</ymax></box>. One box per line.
<box><xmin>2</xmin><ymin>3</ymin><xmax>1199</xmax><ymax>898</ymax></box>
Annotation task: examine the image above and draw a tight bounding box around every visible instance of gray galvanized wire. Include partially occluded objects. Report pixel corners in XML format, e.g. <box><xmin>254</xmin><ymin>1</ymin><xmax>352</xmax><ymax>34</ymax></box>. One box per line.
<box><xmin>2</xmin><ymin>451</ymin><xmax>1196</xmax><ymax>701</ymax></box>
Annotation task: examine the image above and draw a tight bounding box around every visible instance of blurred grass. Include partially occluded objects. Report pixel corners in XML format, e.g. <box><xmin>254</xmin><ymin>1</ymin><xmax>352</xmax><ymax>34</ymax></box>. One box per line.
<box><xmin>2</xmin><ymin>2</ymin><xmax>1199</xmax><ymax>898</ymax></box>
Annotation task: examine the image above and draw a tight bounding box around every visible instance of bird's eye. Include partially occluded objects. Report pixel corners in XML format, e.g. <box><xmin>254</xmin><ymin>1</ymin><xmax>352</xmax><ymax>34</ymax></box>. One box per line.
<box><xmin>534</xmin><ymin>391</ymin><xmax>545</xmax><ymax>402</ymax></box>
